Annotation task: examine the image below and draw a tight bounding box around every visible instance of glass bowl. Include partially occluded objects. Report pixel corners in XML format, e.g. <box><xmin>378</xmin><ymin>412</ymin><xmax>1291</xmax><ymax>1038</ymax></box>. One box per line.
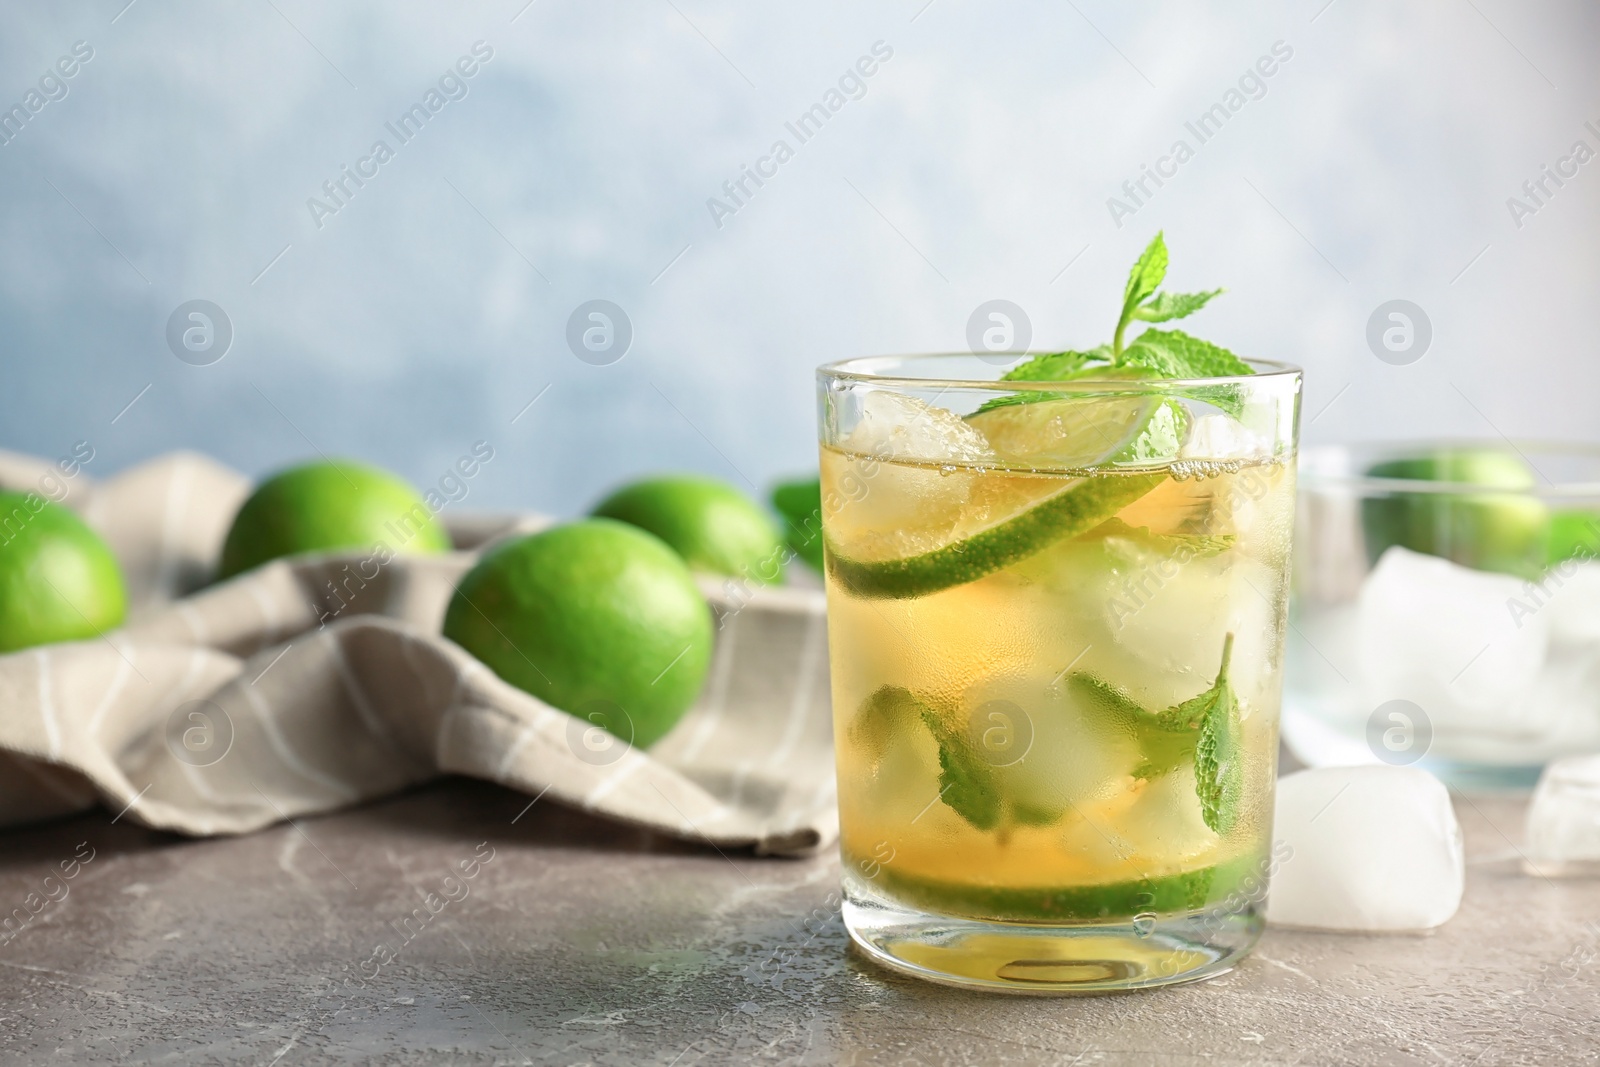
<box><xmin>1285</xmin><ymin>441</ymin><xmax>1600</xmax><ymax>790</ymax></box>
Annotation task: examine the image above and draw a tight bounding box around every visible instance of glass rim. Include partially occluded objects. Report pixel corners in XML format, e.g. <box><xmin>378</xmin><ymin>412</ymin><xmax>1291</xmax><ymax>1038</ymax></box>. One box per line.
<box><xmin>816</xmin><ymin>353</ymin><xmax>1301</xmax><ymax>392</ymax></box>
<box><xmin>1301</xmin><ymin>440</ymin><xmax>1600</xmax><ymax>498</ymax></box>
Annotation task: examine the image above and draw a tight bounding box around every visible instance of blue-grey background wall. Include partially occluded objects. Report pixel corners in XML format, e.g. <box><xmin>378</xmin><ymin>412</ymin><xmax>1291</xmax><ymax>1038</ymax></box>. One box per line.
<box><xmin>1</xmin><ymin>1</ymin><xmax>1596</xmax><ymax>513</ymax></box>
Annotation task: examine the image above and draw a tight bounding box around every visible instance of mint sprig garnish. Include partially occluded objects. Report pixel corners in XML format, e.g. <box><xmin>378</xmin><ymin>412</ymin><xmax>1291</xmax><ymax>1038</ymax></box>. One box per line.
<box><xmin>1121</xmin><ymin>328</ymin><xmax>1251</xmax><ymax>379</ymax></box>
<box><xmin>1067</xmin><ymin>633</ymin><xmax>1242</xmax><ymax>834</ymax></box>
<box><xmin>1115</xmin><ymin>233</ymin><xmax>1170</xmax><ymax>355</ymax></box>
<box><xmin>995</xmin><ymin>347</ymin><xmax>1108</xmax><ymax>385</ymax></box>
<box><xmin>999</xmin><ymin>233</ymin><xmax>1254</xmax><ymax>404</ymax></box>
<box><xmin>1109</xmin><ymin>233</ymin><xmax>1242</xmax><ymax>371</ymax></box>
<box><xmin>1132</xmin><ymin>289</ymin><xmax>1225</xmax><ymax>324</ymax></box>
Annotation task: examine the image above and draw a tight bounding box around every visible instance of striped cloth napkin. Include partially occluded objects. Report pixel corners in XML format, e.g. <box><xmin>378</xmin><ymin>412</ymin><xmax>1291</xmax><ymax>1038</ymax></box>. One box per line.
<box><xmin>0</xmin><ymin>450</ymin><xmax>836</xmax><ymax>856</ymax></box>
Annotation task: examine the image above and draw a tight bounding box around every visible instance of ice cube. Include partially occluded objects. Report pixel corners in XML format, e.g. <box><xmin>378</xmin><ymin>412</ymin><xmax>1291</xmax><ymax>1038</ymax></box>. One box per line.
<box><xmin>1537</xmin><ymin>561</ymin><xmax>1600</xmax><ymax>646</ymax></box>
<box><xmin>1179</xmin><ymin>414</ymin><xmax>1270</xmax><ymax>461</ymax></box>
<box><xmin>841</xmin><ymin>391</ymin><xmax>993</xmax><ymax>465</ymax></box>
<box><xmin>828</xmin><ymin>392</ymin><xmax>996</xmax><ymax>558</ymax></box>
<box><xmin>1267</xmin><ymin>766</ymin><xmax>1464</xmax><ymax>931</ymax></box>
<box><xmin>1357</xmin><ymin>546</ymin><xmax>1548</xmax><ymax>737</ymax></box>
<box><xmin>1523</xmin><ymin>754</ymin><xmax>1600</xmax><ymax>876</ymax></box>
<box><xmin>1108</xmin><ymin>551</ymin><xmax>1279</xmax><ymax>710</ymax></box>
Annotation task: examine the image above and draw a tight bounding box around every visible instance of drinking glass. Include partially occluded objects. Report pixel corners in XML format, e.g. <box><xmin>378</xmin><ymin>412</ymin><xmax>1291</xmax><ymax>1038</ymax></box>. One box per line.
<box><xmin>817</xmin><ymin>353</ymin><xmax>1302</xmax><ymax>992</ymax></box>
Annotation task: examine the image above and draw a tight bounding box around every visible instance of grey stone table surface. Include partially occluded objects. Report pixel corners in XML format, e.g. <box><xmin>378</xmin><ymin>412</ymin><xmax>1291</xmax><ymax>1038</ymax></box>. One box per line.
<box><xmin>1</xmin><ymin>777</ymin><xmax>1597</xmax><ymax>1067</ymax></box>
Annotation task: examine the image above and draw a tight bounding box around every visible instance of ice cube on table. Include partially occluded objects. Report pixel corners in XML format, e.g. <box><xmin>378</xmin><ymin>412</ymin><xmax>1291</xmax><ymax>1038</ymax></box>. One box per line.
<box><xmin>840</xmin><ymin>391</ymin><xmax>993</xmax><ymax>465</ymax></box>
<box><xmin>1267</xmin><ymin>766</ymin><xmax>1464</xmax><ymax>931</ymax></box>
<box><xmin>1523</xmin><ymin>754</ymin><xmax>1600</xmax><ymax>876</ymax></box>
<box><xmin>1358</xmin><ymin>546</ymin><xmax>1549</xmax><ymax>737</ymax></box>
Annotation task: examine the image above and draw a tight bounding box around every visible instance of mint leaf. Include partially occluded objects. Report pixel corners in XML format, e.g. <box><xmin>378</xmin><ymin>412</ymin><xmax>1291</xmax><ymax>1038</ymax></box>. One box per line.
<box><xmin>916</xmin><ymin>702</ymin><xmax>1069</xmax><ymax>833</ymax></box>
<box><xmin>1068</xmin><ymin>631</ymin><xmax>1242</xmax><ymax>830</ymax></box>
<box><xmin>1066</xmin><ymin>672</ymin><xmax>1151</xmax><ymax>734</ymax></box>
<box><xmin>855</xmin><ymin>688</ymin><xmax>1013</xmax><ymax>832</ymax></box>
<box><xmin>920</xmin><ymin>710</ymin><xmax>1003</xmax><ymax>831</ymax></box>
<box><xmin>1132</xmin><ymin>289</ymin><xmax>1224</xmax><ymax>323</ymax></box>
<box><xmin>1125</xmin><ymin>328</ymin><xmax>1253</xmax><ymax>379</ymax></box>
<box><xmin>999</xmin><ymin>347</ymin><xmax>1110</xmax><ymax>383</ymax></box>
<box><xmin>1115</xmin><ymin>341</ymin><xmax>1181</xmax><ymax>379</ymax></box>
<box><xmin>853</xmin><ymin>687</ymin><xmax>1012</xmax><ymax>831</ymax></box>
<box><xmin>1119</xmin><ymin>233</ymin><xmax>1169</xmax><ymax>327</ymax></box>
<box><xmin>972</xmin><ymin>348</ymin><xmax>1113</xmax><ymax>414</ymax></box>
<box><xmin>849</xmin><ymin>685</ymin><xmax>927</xmax><ymax>761</ymax></box>
<box><xmin>1010</xmin><ymin>800</ymin><xmax>1061</xmax><ymax>828</ymax></box>
<box><xmin>1186</xmin><ymin>634</ymin><xmax>1242</xmax><ymax>834</ymax></box>
<box><xmin>1122</xmin><ymin>329</ymin><xmax>1253</xmax><ymax>419</ymax></box>
<box><xmin>1068</xmin><ymin>672</ymin><xmax>1198</xmax><ymax>780</ymax></box>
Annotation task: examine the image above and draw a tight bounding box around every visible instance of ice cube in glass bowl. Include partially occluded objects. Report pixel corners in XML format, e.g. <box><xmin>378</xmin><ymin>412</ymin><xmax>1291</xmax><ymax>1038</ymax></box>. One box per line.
<box><xmin>1357</xmin><ymin>546</ymin><xmax>1550</xmax><ymax>737</ymax></box>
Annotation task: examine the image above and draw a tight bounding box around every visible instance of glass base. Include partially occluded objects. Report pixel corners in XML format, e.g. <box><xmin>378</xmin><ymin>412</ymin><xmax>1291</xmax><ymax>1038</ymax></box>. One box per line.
<box><xmin>843</xmin><ymin>872</ymin><xmax>1264</xmax><ymax>994</ymax></box>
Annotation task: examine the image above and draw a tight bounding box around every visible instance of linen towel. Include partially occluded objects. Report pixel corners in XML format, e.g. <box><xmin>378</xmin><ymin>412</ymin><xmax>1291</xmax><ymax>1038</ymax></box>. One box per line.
<box><xmin>0</xmin><ymin>450</ymin><xmax>836</xmax><ymax>855</ymax></box>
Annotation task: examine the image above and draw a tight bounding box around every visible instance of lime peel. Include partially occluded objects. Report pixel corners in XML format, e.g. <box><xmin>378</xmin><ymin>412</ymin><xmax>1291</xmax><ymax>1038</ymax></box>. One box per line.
<box><xmin>860</xmin><ymin>849</ymin><xmax>1265</xmax><ymax>923</ymax></box>
<box><xmin>826</xmin><ymin>471</ymin><xmax>1165</xmax><ymax>600</ymax></box>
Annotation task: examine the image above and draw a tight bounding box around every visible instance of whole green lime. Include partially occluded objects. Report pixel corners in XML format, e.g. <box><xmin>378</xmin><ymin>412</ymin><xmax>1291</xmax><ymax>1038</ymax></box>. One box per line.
<box><xmin>0</xmin><ymin>491</ymin><xmax>127</xmax><ymax>652</ymax></box>
<box><xmin>592</xmin><ymin>475</ymin><xmax>784</xmax><ymax>583</ymax></box>
<box><xmin>771</xmin><ymin>477</ymin><xmax>824</xmax><ymax>573</ymax></box>
<box><xmin>1361</xmin><ymin>448</ymin><xmax>1548</xmax><ymax>577</ymax></box>
<box><xmin>219</xmin><ymin>460</ymin><xmax>450</xmax><ymax>579</ymax></box>
<box><xmin>441</xmin><ymin>519</ymin><xmax>712</xmax><ymax>748</ymax></box>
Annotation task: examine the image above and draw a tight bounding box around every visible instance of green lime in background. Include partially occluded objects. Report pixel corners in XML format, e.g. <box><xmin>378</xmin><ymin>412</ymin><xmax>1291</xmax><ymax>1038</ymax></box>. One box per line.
<box><xmin>1547</xmin><ymin>508</ymin><xmax>1600</xmax><ymax>567</ymax></box>
<box><xmin>0</xmin><ymin>492</ymin><xmax>127</xmax><ymax>652</ymax></box>
<box><xmin>441</xmin><ymin>519</ymin><xmax>713</xmax><ymax>749</ymax></box>
<box><xmin>218</xmin><ymin>460</ymin><xmax>450</xmax><ymax>579</ymax></box>
<box><xmin>771</xmin><ymin>477</ymin><xmax>824</xmax><ymax>573</ymax></box>
<box><xmin>592</xmin><ymin>475</ymin><xmax>784</xmax><ymax>584</ymax></box>
<box><xmin>1361</xmin><ymin>447</ymin><xmax>1548</xmax><ymax>577</ymax></box>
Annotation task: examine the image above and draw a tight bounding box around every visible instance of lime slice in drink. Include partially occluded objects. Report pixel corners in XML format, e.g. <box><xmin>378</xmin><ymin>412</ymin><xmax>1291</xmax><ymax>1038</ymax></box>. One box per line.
<box><xmin>864</xmin><ymin>851</ymin><xmax>1263</xmax><ymax>923</ymax></box>
<box><xmin>965</xmin><ymin>374</ymin><xmax>1184</xmax><ymax>470</ymax></box>
<box><xmin>825</xmin><ymin>388</ymin><xmax>1173</xmax><ymax>600</ymax></box>
<box><xmin>827</xmin><ymin>473</ymin><xmax>1164</xmax><ymax>600</ymax></box>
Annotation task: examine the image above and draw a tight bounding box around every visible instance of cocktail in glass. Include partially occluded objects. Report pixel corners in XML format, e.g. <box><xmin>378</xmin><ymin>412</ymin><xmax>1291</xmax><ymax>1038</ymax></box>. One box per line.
<box><xmin>817</xmin><ymin>353</ymin><xmax>1301</xmax><ymax>992</ymax></box>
